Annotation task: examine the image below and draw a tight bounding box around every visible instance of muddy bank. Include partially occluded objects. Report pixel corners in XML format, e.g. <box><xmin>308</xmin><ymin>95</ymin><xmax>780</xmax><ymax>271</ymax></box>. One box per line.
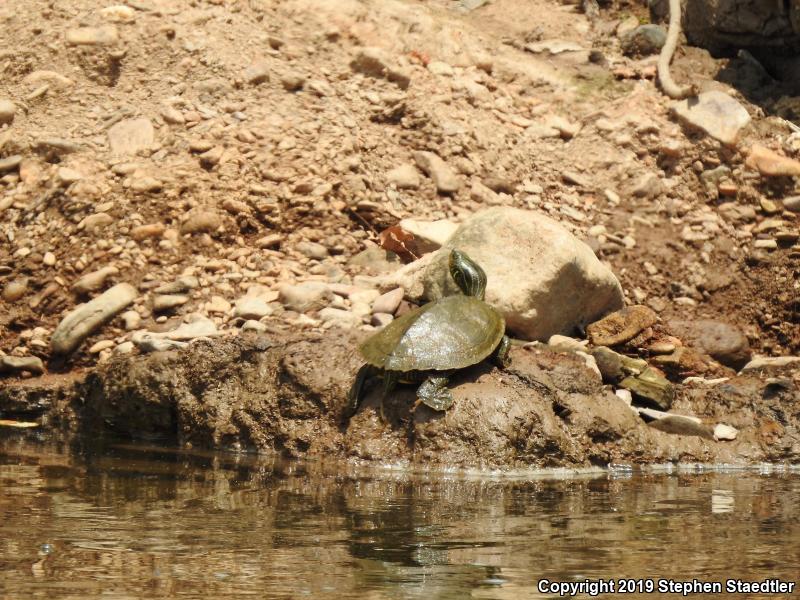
<box><xmin>1</xmin><ymin>331</ymin><xmax>799</xmax><ymax>469</ymax></box>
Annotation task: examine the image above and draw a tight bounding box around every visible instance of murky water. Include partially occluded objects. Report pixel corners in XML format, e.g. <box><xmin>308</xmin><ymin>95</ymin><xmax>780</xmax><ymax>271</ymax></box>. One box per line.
<box><xmin>1</xmin><ymin>435</ymin><xmax>799</xmax><ymax>599</ymax></box>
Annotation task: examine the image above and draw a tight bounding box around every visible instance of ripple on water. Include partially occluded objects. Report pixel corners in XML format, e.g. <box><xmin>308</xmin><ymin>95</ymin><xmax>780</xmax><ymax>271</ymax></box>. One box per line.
<box><xmin>1</xmin><ymin>436</ymin><xmax>799</xmax><ymax>599</ymax></box>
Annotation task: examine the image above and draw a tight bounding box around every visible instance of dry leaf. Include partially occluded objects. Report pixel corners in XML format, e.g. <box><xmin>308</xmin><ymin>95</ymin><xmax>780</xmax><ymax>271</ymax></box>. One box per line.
<box><xmin>378</xmin><ymin>225</ymin><xmax>418</xmax><ymax>262</ymax></box>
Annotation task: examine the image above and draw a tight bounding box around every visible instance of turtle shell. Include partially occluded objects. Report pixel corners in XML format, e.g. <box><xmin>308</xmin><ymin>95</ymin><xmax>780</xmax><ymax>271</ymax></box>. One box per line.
<box><xmin>359</xmin><ymin>295</ymin><xmax>505</xmax><ymax>372</ymax></box>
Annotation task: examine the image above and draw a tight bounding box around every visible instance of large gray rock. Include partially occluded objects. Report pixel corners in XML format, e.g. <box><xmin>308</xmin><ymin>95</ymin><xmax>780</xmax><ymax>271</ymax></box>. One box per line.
<box><xmin>51</xmin><ymin>283</ymin><xmax>137</xmax><ymax>354</ymax></box>
<box><xmin>392</xmin><ymin>207</ymin><xmax>624</xmax><ymax>341</ymax></box>
<box><xmin>650</xmin><ymin>0</ymin><xmax>800</xmax><ymax>54</ymax></box>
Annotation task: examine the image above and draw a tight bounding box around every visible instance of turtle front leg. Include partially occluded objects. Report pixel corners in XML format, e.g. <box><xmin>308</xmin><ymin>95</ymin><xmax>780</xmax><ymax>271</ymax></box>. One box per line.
<box><xmin>493</xmin><ymin>335</ymin><xmax>511</xmax><ymax>368</ymax></box>
<box><xmin>416</xmin><ymin>375</ymin><xmax>454</xmax><ymax>411</ymax></box>
<box><xmin>346</xmin><ymin>364</ymin><xmax>377</xmax><ymax>419</ymax></box>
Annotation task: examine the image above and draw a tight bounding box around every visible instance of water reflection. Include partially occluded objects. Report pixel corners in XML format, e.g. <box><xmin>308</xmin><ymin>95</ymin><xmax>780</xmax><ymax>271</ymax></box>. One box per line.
<box><xmin>1</xmin><ymin>435</ymin><xmax>799</xmax><ymax>599</ymax></box>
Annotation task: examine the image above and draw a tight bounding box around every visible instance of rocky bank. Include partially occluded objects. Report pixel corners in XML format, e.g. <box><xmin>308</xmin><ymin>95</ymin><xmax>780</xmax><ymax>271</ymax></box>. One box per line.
<box><xmin>1</xmin><ymin>329</ymin><xmax>798</xmax><ymax>469</ymax></box>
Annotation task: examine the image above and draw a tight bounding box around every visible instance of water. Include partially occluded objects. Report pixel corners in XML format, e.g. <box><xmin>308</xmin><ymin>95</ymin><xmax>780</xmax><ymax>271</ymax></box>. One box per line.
<box><xmin>1</xmin><ymin>435</ymin><xmax>799</xmax><ymax>599</ymax></box>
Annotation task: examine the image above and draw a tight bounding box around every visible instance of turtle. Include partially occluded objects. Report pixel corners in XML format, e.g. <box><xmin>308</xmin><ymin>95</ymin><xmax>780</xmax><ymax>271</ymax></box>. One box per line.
<box><xmin>347</xmin><ymin>249</ymin><xmax>511</xmax><ymax>418</ymax></box>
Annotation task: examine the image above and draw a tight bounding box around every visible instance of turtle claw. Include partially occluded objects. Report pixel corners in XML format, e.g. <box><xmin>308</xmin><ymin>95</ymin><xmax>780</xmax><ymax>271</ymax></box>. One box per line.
<box><xmin>417</xmin><ymin>376</ymin><xmax>454</xmax><ymax>411</ymax></box>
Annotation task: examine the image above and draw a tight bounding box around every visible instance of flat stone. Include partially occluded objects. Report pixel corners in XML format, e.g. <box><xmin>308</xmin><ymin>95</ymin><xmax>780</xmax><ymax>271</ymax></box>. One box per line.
<box><xmin>79</xmin><ymin>213</ymin><xmax>114</xmax><ymax>232</ymax></box>
<box><xmin>783</xmin><ymin>196</ymin><xmax>800</xmax><ymax>212</ymax></box>
<box><xmin>745</xmin><ymin>144</ymin><xmax>800</xmax><ymax>177</ymax></box>
<box><xmin>413</xmin><ymin>151</ymin><xmax>461</xmax><ymax>194</ymax></box>
<box><xmin>152</xmin><ymin>294</ymin><xmax>189</xmax><ymax>312</ymax></box>
<box><xmin>89</xmin><ymin>340</ymin><xmax>115</xmax><ymax>354</ymax></box>
<box><xmin>255</xmin><ymin>234</ymin><xmax>282</xmax><ymax>249</ymax></box>
<box><xmin>350</xmin><ymin>47</ymin><xmax>411</xmax><ymax>89</ymax></box>
<box><xmin>161</xmin><ymin>106</ymin><xmax>185</xmax><ymax>125</ymax></box>
<box><xmin>241</xmin><ymin>320</ymin><xmax>268</xmax><ymax>333</ymax></box>
<box><xmin>372</xmin><ymin>287</ymin><xmax>405</xmax><ymax>315</ymax></box>
<box><xmin>143</xmin><ymin>317</ymin><xmax>219</xmax><ymax>341</ymax></box>
<box><xmin>56</xmin><ymin>167</ymin><xmax>83</xmax><ymax>185</ymax></box>
<box><xmin>207</xmin><ymin>296</ymin><xmax>232</xmax><ymax>314</ymax></box>
<box><xmin>587</xmin><ymin>305</ymin><xmax>658</xmax><ymax>347</ymax></box>
<box><xmin>671</xmin><ymin>91</ymin><xmax>751</xmax><ymax>146</ymax></box>
<box><xmin>386</xmin><ymin>164</ymin><xmax>420</xmax><ymax>189</ymax></box>
<box><xmin>295</xmin><ymin>241</ymin><xmax>328</xmax><ymax>260</ymax></box>
<box><xmin>108</xmin><ymin>118</ymin><xmax>154</xmax><ymax>156</ymax></box>
<box><xmin>0</xmin><ymin>155</ymin><xmax>22</xmax><ymax>173</ymax></box>
<box><xmin>100</xmin><ymin>5</ymin><xmax>136</xmax><ymax>23</ymax></box>
<box><xmin>130</xmin><ymin>176</ymin><xmax>163</xmax><ymax>193</ymax></box>
<box><xmin>66</xmin><ymin>26</ymin><xmax>119</xmax><ymax>45</ymax></box>
<box><xmin>0</xmin><ymin>99</ymin><xmax>16</xmax><ymax>125</ymax></box>
<box><xmin>620</xmin><ymin>367</ymin><xmax>674</xmax><ymax>411</ymax></box>
<box><xmin>590</xmin><ymin>346</ymin><xmax>647</xmax><ymax>383</ymax></box>
<box><xmin>638</xmin><ymin>408</ymin><xmax>713</xmax><ymax>438</ymax></box>
<box><xmin>51</xmin><ymin>283</ymin><xmax>137</xmax><ymax>354</ymax></box>
<box><xmin>547</xmin><ymin>335</ymin><xmax>588</xmax><ymax>353</ymax></box>
<box><xmin>233</xmin><ymin>296</ymin><xmax>272</xmax><ymax>320</ymax></box>
<box><xmin>319</xmin><ymin>307</ymin><xmax>362</xmax><ymax>329</ymax></box>
<box><xmin>0</xmin><ymin>355</ymin><xmax>45</xmax><ymax>375</ymax></box>
<box><xmin>714</xmin><ymin>423</ymin><xmax>738</xmax><ymax>441</ymax></box>
<box><xmin>740</xmin><ymin>356</ymin><xmax>800</xmax><ymax>372</ymax></box>
<box><xmin>23</xmin><ymin>70</ymin><xmax>74</xmax><ymax>89</ymax></box>
<box><xmin>72</xmin><ymin>266</ymin><xmax>119</xmax><ymax>295</ymax></box>
<box><xmin>180</xmin><ymin>210</ymin><xmax>222</xmax><ymax>234</ymax></box>
<box><xmin>34</xmin><ymin>138</ymin><xmax>81</xmax><ymax>157</ymax></box>
<box><xmin>130</xmin><ymin>223</ymin><xmax>165</xmax><ymax>240</ymax></box>
<box><xmin>278</xmin><ymin>282</ymin><xmax>332</xmax><ymax>313</ymax></box>
<box><xmin>153</xmin><ymin>277</ymin><xmax>198</xmax><ymax>294</ymax></box>
<box><xmin>131</xmin><ymin>335</ymin><xmax>188</xmax><ymax>353</ymax></box>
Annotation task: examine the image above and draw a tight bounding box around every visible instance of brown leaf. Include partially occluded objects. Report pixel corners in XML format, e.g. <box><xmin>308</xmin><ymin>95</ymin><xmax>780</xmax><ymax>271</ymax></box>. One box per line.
<box><xmin>378</xmin><ymin>225</ymin><xmax>418</xmax><ymax>262</ymax></box>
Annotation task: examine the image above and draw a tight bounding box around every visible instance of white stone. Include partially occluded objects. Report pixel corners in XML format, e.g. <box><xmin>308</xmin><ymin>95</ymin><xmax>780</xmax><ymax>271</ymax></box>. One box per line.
<box><xmin>547</xmin><ymin>335</ymin><xmax>588</xmax><ymax>353</ymax></box>
<box><xmin>278</xmin><ymin>282</ymin><xmax>332</xmax><ymax>313</ymax></box>
<box><xmin>671</xmin><ymin>91</ymin><xmax>751</xmax><ymax>146</ymax></box>
<box><xmin>713</xmin><ymin>423</ymin><xmax>738</xmax><ymax>441</ymax></box>
<box><xmin>740</xmin><ymin>356</ymin><xmax>800</xmax><ymax>372</ymax></box>
<box><xmin>89</xmin><ymin>340</ymin><xmax>115</xmax><ymax>354</ymax></box>
<box><xmin>386</xmin><ymin>164</ymin><xmax>420</xmax><ymax>189</ymax></box>
<box><xmin>233</xmin><ymin>296</ymin><xmax>272</xmax><ymax>320</ymax></box>
<box><xmin>108</xmin><ymin>118</ymin><xmax>154</xmax><ymax>156</ymax></box>
<box><xmin>100</xmin><ymin>5</ymin><xmax>136</xmax><ymax>23</ymax></box>
<box><xmin>319</xmin><ymin>307</ymin><xmax>362</xmax><ymax>329</ymax></box>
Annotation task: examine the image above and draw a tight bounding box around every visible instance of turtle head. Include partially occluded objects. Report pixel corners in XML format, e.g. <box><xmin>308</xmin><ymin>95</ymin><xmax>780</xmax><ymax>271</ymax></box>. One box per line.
<box><xmin>449</xmin><ymin>249</ymin><xmax>487</xmax><ymax>300</ymax></box>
